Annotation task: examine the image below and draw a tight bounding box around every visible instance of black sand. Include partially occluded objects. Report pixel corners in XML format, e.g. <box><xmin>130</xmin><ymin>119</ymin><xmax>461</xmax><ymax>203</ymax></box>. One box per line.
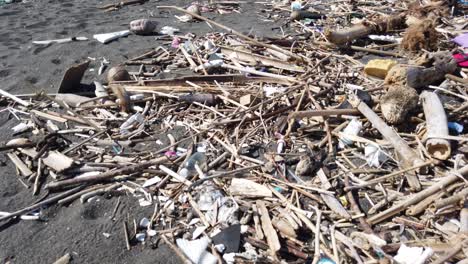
<box><xmin>0</xmin><ymin>0</ymin><xmax>284</xmax><ymax>263</ymax></box>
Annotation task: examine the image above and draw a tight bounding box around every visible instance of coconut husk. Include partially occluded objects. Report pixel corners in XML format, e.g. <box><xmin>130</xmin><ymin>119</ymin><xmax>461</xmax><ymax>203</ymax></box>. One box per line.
<box><xmin>407</xmin><ymin>1</ymin><xmax>449</xmax><ymax>22</ymax></box>
<box><xmin>380</xmin><ymin>85</ymin><xmax>419</xmax><ymax>124</ymax></box>
<box><xmin>401</xmin><ymin>20</ymin><xmax>439</xmax><ymax>52</ymax></box>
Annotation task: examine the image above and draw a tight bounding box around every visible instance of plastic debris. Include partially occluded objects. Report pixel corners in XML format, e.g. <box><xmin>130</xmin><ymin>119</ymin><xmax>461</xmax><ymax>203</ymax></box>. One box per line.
<box><xmin>176</xmin><ymin>237</ymin><xmax>218</xmax><ymax>264</ymax></box>
<box><xmin>364</xmin><ymin>59</ymin><xmax>397</xmax><ymax>79</ymax></box>
<box><xmin>453</xmin><ymin>33</ymin><xmax>468</xmax><ymax>47</ymax></box>
<box><xmin>339</xmin><ymin>118</ymin><xmax>362</xmax><ymax>148</ymax></box>
<box><xmin>290</xmin><ymin>1</ymin><xmax>302</xmax><ymax>11</ymax></box>
<box><xmin>12</xmin><ymin>122</ymin><xmax>32</xmax><ymax>133</ymax></box>
<box><xmin>364</xmin><ymin>144</ymin><xmax>389</xmax><ymax>167</ymax></box>
<box><xmin>212</xmin><ymin>224</ymin><xmax>241</xmax><ymax>253</ymax></box>
<box><xmin>93</xmin><ymin>30</ymin><xmax>131</xmax><ymax>44</ymax></box>
<box><xmin>393</xmin><ymin>244</ymin><xmax>433</xmax><ymax>264</ymax></box>
<box><xmin>179</xmin><ymin>150</ymin><xmax>207</xmax><ymax>178</ymax></box>
<box><xmin>448</xmin><ymin>122</ymin><xmax>464</xmax><ymax>134</ymax></box>
<box><xmin>159</xmin><ymin>26</ymin><xmax>179</xmax><ymax>35</ymax></box>
<box><xmin>119</xmin><ymin>113</ymin><xmax>144</xmax><ymax>135</ymax></box>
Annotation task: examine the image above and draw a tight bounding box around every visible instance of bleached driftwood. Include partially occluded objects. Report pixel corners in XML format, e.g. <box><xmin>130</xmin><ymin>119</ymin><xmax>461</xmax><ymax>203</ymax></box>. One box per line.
<box><xmin>325</xmin><ymin>14</ymin><xmax>406</xmax><ymax>45</ymax></box>
<box><xmin>421</xmin><ymin>91</ymin><xmax>451</xmax><ymax>160</ymax></box>
<box><xmin>19</xmin><ymin>148</ymin><xmax>74</xmax><ymax>172</ymax></box>
<box><xmin>7</xmin><ymin>153</ymin><xmax>33</xmax><ymax>177</ymax></box>
<box><xmin>350</xmin><ymin>98</ymin><xmax>423</xmax><ymax>191</ymax></box>
<box><xmin>317</xmin><ymin>169</ymin><xmax>351</xmax><ymax>219</ymax></box>
<box><xmin>256</xmin><ymin>200</ymin><xmax>281</xmax><ymax>256</ymax></box>
<box><xmin>368</xmin><ymin>165</ymin><xmax>468</xmax><ymax>224</ymax></box>
<box><xmin>0</xmin><ymin>89</ymin><xmax>31</xmax><ymax>107</ymax></box>
<box><xmin>229</xmin><ymin>178</ymin><xmax>272</xmax><ymax>197</ymax></box>
<box><xmin>461</xmin><ymin>208</ymin><xmax>468</xmax><ymax>233</ymax></box>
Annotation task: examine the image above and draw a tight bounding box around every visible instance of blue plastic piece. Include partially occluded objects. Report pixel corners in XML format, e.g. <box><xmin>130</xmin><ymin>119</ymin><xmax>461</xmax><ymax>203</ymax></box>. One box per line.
<box><xmin>274</xmin><ymin>187</ymin><xmax>282</xmax><ymax>192</ymax></box>
<box><xmin>448</xmin><ymin>122</ymin><xmax>464</xmax><ymax>134</ymax></box>
<box><xmin>318</xmin><ymin>257</ymin><xmax>335</xmax><ymax>264</ymax></box>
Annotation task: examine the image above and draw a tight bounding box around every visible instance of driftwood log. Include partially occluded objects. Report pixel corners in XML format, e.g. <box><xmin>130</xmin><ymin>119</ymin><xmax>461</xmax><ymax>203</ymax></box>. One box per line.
<box><xmin>351</xmin><ymin>98</ymin><xmax>423</xmax><ymax>191</ymax></box>
<box><xmin>380</xmin><ymin>86</ymin><xmax>419</xmax><ymax>124</ymax></box>
<box><xmin>385</xmin><ymin>52</ymin><xmax>458</xmax><ymax>89</ymax></box>
<box><xmin>420</xmin><ymin>91</ymin><xmax>451</xmax><ymax>160</ymax></box>
<box><xmin>325</xmin><ymin>13</ymin><xmax>406</xmax><ymax>45</ymax></box>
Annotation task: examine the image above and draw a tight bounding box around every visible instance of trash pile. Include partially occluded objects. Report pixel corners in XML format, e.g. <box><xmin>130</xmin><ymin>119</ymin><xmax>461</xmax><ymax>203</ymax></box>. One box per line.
<box><xmin>1</xmin><ymin>0</ymin><xmax>468</xmax><ymax>263</ymax></box>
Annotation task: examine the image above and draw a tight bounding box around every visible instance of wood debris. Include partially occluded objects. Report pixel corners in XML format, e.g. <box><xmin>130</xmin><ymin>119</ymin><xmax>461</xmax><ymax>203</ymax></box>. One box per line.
<box><xmin>0</xmin><ymin>0</ymin><xmax>467</xmax><ymax>263</ymax></box>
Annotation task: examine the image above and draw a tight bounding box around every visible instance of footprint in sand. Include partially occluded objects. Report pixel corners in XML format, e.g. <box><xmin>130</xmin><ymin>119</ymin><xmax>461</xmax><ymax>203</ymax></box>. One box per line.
<box><xmin>81</xmin><ymin>202</ymin><xmax>106</xmax><ymax>220</ymax></box>
<box><xmin>24</xmin><ymin>76</ymin><xmax>38</xmax><ymax>84</ymax></box>
<box><xmin>0</xmin><ymin>69</ymin><xmax>11</xmax><ymax>78</ymax></box>
<box><xmin>32</xmin><ymin>45</ymin><xmax>50</xmax><ymax>55</ymax></box>
<box><xmin>51</xmin><ymin>58</ymin><xmax>61</xmax><ymax>65</ymax></box>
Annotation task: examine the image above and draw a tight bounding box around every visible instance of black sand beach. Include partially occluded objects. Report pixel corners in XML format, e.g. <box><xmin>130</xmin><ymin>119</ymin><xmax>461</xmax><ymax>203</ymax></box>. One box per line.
<box><xmin>0</xmin><ymin>1</ymin><xmax>283</xmax><ymax>263</ymax></box>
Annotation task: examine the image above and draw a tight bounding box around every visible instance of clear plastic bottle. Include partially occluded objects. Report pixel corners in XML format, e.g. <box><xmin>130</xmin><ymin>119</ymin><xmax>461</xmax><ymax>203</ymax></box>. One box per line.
<box><xmin>179</xmin><ymin>150</ymin><xmax>207</xmax><ymax>178</ymax></box>
<box><xmin>119</xmin><ymin>113</ymin><xmax>144</xmax><ymax>135</ymax></box>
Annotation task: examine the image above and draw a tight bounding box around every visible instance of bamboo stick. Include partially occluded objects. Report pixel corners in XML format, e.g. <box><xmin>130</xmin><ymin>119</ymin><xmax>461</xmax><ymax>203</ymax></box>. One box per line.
<box><xmin>368</xmin><ymin>165</ymin><xmax>468</xmax><ymax>225</ymax></box>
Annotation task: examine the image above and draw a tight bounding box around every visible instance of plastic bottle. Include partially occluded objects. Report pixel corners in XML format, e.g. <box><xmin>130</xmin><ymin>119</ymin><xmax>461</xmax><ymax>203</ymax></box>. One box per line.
<box><xmin>120</xmin><ymin>113</ymin><xmax>144</xmax><ymax>135</ymax></box>
<box><xmin>179</xmin><ymin>146</ymin><xmax>207</xmax><ymax>178</ymax></box>
<box><xmin>338</xmin><ymin>118</ymin><xmax>362</xmax><ymax>148</ymax></box>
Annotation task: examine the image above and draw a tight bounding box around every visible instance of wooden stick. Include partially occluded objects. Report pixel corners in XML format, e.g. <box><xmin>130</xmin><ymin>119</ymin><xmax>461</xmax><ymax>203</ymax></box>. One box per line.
<box><xmin>32</xmin><ymin>158</ymin><xmax>43</xmax><ymax>195</ymax></box>
<box><xmin>0</xmin><ymin>186</ymin><xmax>84</xmax><ymax>222</ymax></box>
<box><xmin>343</xmin><ymin>166</ymin><xmax>373</xmax><ymax>233</ymax></box>
<box><xmin>325</xmin><ymin>13</ymin><xmax>406</xmax><ymax>45</ymax></box>
<box><xmin>460</xmin><ymin>208</ymin><xmax>468</xmax><ymax>233</ymax></box>
<box><xmin>58</xmin><ymin>185</ymin><xmax>105</xmax><ymax>204</ymax></box>
<box><xmin>179</xmin><ymin>46</ymin><xmax>197</xmax><ymax>69</ymax></box>
<box><xmin>285</xmin><ymin>89</ymin><xmax>307</xmax><ymax>138</ymax></box>
<box><xmin>221</xmin><ymin>63</ymin><xmax>297</xmax><ymax>83</ymax></box>
<box><xmin>187</xmin><ymin>193</ymin><xmax>211</xmax><ymax>227</ymax></box>
<box><xmin>220</xmin><ymin>46</ymin><xmax>304</xmax><ymax>72</ymax></box>
<box><xmin>123</xmin><ymin>221</ymin><xmax>131</xmax><ymax>250</ymax></box>
<box><xmin>80</xmin><ymin>183</ymin><xmax>121</xmax><ymax>203</ymax></box>
<box><xmin>289</xmin><ymin>108</ymin><xmax>360</xmax><ymax>119</ymax></box>
<box><xmin>158</xmin><ymin>6</ymin><xmax>302</xmax><ymax>61</ymax></box>
<box><xmin>256</xmin><ymin>200</ymin><xmax>281</xmax><ymax>256</ymax></box>
<box><xmin>7</xmin><ymin>153</ymin><xmax>33</xmax><ymax>177</ymax></box>
<box><xmin>350</xmin><ymin>98</ymin><xmax>423</xmax><ymax>191</ymax></box>
<box><xmin>367</xmin><ymin>165</ymin><xmax>468</xmax><ymax>225</ymax></box>
<box><xmin>345</xmin><ymin>160</ymin><xmax>433</xmax><ymax>190</ymax></box>
<box><xmin>317</xmin><ymin>169</ymin><xmax>351</xmax><ymax>219</ymax></box>
<box><xmin>430</xmin><ymin>188</ymin><xmax>468</xmax><ymax>211</ymax></box>
<box><xmin>446</xmin><ymin>73</ymin><xmax>468</xmax><ymax>85</ymax></box>
<box><xmin>432</xmin><ymin>241</ymin><xmax>466</xmax><ymax>264</ymax></box>
<box><xmin>100</xmin><ymin>0</ymin><xmax>147</xmax><ymax>9</ymax></box>
<box><xmin>406</xmin><ymin>191</ymin><xmax>444</xmax><ymax>216</ymax></box>
<box><xmin>45</xmin><ymin>157</ymin><xmax>169</xmax><ymax>190</ymax></box>
<box><xmin>0</xmin><ymin>89</ymin><xmax>31</xmax><ymax>107</ymax></box>
<box><xmin>159</xmin><ymin>165</ymin><xmax>193</xmax><ymax>186</ymax></box>
<box><xmin>350</xmin><ymin>45</ymin><xmax>403</xmax><ymax>58</ymax></box>
<box><xmin>311</xmin><ymin>210</ymin><xmax>322</xmax><ymax>264</ymax></box>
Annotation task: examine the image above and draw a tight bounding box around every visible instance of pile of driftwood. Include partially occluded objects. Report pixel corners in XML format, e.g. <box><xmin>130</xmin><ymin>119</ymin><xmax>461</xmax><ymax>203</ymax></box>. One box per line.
<box><xmin>1</xmin><ymin>0</ymin><xmax>467</xmax><ymax>263</ymax></box>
